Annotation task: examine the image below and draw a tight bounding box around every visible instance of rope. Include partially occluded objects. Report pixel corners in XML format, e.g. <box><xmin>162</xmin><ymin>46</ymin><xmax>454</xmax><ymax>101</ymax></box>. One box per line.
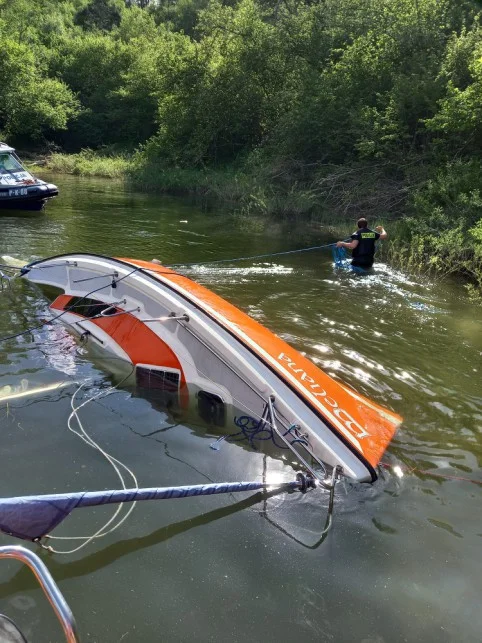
<box><xmin>210</xmin><ymin>415</ymin><xmax>310</xmax><ymax>452</ymax></box>
<box><xmin>41</xmin><ymin>371</ymin><xmax>139</xmax><ymax>554</ymax></box>
<box><xmin>165</xmin><ymin>243</ymin><xmax>336</xmax><ymax>268</ymax></box>
<box><xmin>3</xmin><ymin>238</ymin><xmax>344</xmax><ymax>281</ymax></box>
<box><xmin>0</xmin><ymin>239</ymin><xmax>342</xmax><ymax>339</ymax></box>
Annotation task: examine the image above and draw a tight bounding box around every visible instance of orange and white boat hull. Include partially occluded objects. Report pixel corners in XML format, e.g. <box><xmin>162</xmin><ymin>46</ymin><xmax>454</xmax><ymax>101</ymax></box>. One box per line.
<box><xmin>22</xmin><ymin>254</ymin><xmax>402</xmax><ymax>482</ymax></box>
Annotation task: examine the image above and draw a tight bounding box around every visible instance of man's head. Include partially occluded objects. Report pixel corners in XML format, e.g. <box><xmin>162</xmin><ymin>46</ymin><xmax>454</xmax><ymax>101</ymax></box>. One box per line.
<box><xmin>357</xmin><ymin>217</ymin><xmax>368</xmax><ymax>229</ymax></box>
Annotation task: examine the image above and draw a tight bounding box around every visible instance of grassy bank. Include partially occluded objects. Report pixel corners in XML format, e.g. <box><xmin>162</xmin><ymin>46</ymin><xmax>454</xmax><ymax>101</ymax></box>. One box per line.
<box><xmin>45</xmin><ymin>152</ymin><xmax>321</xmax><ymax>214</ymax></box>
<box><xmin>47</xmin><ymin>150</ymin><xmax>130</xmax><ymax>178</ymax></box>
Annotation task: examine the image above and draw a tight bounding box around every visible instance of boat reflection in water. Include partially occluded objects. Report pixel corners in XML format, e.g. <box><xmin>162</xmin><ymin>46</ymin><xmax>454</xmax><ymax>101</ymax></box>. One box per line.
<box><xmin>0</xmin><ymin>143</ymin><xmax>58</xmax><ymax>211</ymax></box>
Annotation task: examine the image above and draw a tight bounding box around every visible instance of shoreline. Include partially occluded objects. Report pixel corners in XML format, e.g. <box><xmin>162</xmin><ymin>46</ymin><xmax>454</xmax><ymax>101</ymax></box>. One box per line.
<box><xmin>25</xmin><ymin>151</ymin><xmax>481</xmax><ymax>301</ymax></box>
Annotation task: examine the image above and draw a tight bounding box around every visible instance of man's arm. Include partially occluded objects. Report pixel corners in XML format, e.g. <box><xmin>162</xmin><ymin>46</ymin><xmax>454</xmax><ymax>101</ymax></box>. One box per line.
<box><xmin>337</xmin><ymin>239</ymin><xmax>359</xmax><ymax>249</ymax></box>
<box><xmin>375</xmin><ymin>225</ymin><xmax>388</xmax><ymax>240</ymax></box>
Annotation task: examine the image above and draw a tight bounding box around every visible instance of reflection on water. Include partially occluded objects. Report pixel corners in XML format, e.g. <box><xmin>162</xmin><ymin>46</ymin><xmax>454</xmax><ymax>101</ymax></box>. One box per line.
<box><xmin>0</xmin><ymin>174</ymin><xmax>480</xmax><ymax>642</ymax></box>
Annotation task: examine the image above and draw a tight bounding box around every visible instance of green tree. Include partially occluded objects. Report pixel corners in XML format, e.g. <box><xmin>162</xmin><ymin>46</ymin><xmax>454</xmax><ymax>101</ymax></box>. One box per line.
<box><xmin>0</xmin><ymin>33</ymin><xmax>79</xmax><ymax>141</ymax></box>
<box><xmin>49</xmin><ymin>33</ymin><xmax>134</xmax><ymax>148</ymax></box>
<box><xmin>74</xmin><ymin>0</ymin><xmax>123</xmax><ymax>31</ymax></box>
<box><xmin>426</xmin><ymin>29</ymin><xmax>482</xmax><ymax>156</ymax></box>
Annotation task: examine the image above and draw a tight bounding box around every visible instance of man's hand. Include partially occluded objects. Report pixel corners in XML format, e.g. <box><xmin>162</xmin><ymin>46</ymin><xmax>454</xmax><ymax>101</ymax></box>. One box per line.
<box><xmin>336</xmin><ymin>241</ymin><xmax>344</xmax><ymax>248</ymax></box>
<box><xmin>375</xmin><ymin>225</ymin><xmax>388</xmax><ymax>239</ymax></box>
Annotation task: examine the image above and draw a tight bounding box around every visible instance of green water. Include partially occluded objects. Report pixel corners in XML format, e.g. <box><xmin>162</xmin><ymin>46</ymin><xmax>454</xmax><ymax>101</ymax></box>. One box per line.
<box><xmin>0</xmin><ymin>174</ymin><xmax>480</xmax><ymax>643</ymax></box>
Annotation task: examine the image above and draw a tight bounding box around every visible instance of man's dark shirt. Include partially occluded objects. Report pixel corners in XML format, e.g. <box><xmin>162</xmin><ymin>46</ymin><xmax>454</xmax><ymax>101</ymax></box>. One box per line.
<box><xmin>350</xmin><ymin>227</ymin><xmax>380</xmax><ymax>267</ymax></box>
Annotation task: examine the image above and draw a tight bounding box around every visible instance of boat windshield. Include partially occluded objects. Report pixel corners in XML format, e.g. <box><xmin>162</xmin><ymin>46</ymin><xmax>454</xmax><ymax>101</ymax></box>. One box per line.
<box><xmin>0</xmin><ymin>152</ymin><xmax>24</xmax><ymax>175</ymax></box>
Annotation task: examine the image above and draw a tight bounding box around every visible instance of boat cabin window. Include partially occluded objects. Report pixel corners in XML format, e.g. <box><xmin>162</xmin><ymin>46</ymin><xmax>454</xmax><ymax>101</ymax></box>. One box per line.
<box><xmin>66</xmin><ymin>296</ymin><xmax>117</xmax><ymax>318</ymax></box>
<box><xmin>0</xmin><ymin>153</ymin><xmax>23</xmax><ymax>174</ymax></box>
<box><xmin>136</xmin><ymin>367</ymin><xmax>180</xmax><ymax>391</ymax></box>
<box><xmin>197</xmin><ymin>391</ymin><xmax>225</xmax><ymax>427</ymax></box>
<box><xmin>136</xmin><ymin>366</ymin><xmax>180</xmax><ymax>411</ymax></box>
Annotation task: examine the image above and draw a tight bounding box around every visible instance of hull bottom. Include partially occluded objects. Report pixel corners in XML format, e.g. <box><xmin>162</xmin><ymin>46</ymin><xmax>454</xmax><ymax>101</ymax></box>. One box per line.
<box><xmin>0</xmin><ymin>200</ymin><xmax>47</xmax><ymax>212</ymax></box>
<box><xmin>0</xmin><ymin>201</ymin><xmax>46</xmax><ymax>212</ymax></box>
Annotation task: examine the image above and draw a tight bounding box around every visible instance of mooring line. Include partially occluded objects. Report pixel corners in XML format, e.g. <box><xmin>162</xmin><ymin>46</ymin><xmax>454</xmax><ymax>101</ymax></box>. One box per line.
<box><xmin>165</xmin><ymin>242</ymin><xmax>337</xmax><ymax>268</ymax></box>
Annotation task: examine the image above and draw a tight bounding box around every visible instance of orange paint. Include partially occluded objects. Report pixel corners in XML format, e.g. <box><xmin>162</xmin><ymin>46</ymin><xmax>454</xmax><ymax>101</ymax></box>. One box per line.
<box><xmin>50</xmin><ymin>293</ymin><xmax>186</xmax><ymax>395</ymax></box>
<box><xmin>51</xmin><ymin>294</ymin><xmax>73</xmax><ymax>311</ymax></box>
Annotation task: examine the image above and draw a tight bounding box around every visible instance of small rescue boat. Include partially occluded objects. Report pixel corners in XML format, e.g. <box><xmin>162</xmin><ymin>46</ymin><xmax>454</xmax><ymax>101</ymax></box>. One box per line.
<box><xmin>22</xmin><ymin>253</ymin><xmax>402</xmax><ymax>483</ymax></box>
<box><xmin>0</xmin><ymin>143</ymin><xmax>58</xmax><ymax>211</ymax></box>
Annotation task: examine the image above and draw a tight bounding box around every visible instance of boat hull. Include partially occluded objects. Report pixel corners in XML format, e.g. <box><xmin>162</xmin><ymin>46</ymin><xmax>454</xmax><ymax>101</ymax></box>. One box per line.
<box><xmin>22</xmin><ymin>253</ymin><xmax>402</xmax><ymax>482</ymax></box>
<box><xmin>0</xmin><ymin>184</ymin><xmax>58</xmax><ymax>211</ymax></box>
<box><xmin>0</xmin><ymin>142</ymin><xmax>58</xmax><ymax>210</ymax></box>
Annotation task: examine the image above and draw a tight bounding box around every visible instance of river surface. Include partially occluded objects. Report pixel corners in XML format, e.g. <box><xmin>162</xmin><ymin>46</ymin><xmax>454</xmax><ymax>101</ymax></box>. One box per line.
<box><xmin>0</xmin><ymin>174</ymin><xmax>480</xmax><ymax>643</ymax></box>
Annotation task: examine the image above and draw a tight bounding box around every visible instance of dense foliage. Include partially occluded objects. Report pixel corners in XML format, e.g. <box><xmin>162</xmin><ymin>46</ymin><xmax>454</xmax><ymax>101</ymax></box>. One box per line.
<box><xmin>0</xmin><ymin>0</ymin><xmax>481</xmax><ymax>290</ymax></box>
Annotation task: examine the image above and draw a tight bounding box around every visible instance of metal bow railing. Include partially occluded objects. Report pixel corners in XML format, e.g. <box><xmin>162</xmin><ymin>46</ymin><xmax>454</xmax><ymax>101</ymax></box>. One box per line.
<box><xmin>0</xmin><ymin>545</ymin><xmax>78</xmax><ymax>642</ymax></box>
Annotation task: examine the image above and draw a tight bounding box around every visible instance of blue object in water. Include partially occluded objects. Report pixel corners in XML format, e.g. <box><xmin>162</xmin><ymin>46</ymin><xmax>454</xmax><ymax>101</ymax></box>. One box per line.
<box><xmin>332</xmin><ymin>246</ymin><xmax>367</xmax><ymax>274</ymax></box>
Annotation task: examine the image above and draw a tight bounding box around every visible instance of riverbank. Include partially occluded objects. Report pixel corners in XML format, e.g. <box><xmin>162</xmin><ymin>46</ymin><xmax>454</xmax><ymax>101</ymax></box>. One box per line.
<box><xmin>43</xmin><ymin>151</ymin><xmax>482</xmax><ymax>300</ymax></box>
<box><xmin>44</xmin><ymin>150</ymin><xmax>130</xmax><ymax>178</ymax></box>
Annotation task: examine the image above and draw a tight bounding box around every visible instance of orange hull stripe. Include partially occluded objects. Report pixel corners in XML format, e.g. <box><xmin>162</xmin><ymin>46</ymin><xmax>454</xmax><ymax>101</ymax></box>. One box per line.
<box><xmin>50</xmin><ymin>294</ymin><xmax>185</xmax><ymax>383</ymax></box>
<box><xmin>51</xmin><ymin>295</ymin><xmax>73</xmax><ymax>311</ymax></box>
<box><xmin>92</xmin><ymin>315</ymin><xmax>184</xmax><ymax>376</ymax></box>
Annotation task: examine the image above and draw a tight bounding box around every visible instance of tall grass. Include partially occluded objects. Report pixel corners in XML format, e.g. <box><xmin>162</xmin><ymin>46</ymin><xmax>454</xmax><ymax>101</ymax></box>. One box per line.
<box><xmin>48</xmin><ymin>150</ymin><xmax>130</xmax><ymax>178</ymax></box>
<box><xmin>376</xmin><ymin>222</ymin><xmax>482</xmax><ymax>302</ymax></box>
<box><xmin>126</xmin><ymin>160</ymin><xmax>253</xmax><ymax>202</ymax></box>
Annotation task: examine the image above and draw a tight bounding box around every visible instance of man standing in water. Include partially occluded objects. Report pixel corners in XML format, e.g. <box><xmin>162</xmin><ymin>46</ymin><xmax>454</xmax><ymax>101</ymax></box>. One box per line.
<box><xmin>336</xmin><ymin>218</ymin><xmax>387</xmax><ymax>269</ymax></box>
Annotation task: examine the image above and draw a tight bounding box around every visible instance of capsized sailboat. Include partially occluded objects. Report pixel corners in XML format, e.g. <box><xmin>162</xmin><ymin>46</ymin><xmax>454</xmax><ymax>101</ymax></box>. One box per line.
<box><xmin>21</xmin><ymin>253</ymin><xmax>402</xmax><ymax>483</ymax></box>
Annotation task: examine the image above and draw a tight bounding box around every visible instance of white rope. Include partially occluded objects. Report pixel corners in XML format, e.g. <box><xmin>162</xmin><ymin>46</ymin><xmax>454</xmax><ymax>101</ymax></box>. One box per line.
<box><xmin>42</xmin><ymin>381</ymin><xmax>139</xmax><ymax>554</ymax></box>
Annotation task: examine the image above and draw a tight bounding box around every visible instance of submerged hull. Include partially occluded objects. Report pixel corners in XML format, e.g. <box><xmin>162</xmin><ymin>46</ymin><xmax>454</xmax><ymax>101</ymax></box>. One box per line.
<box><xmin>22</xmin><ymin>253</ymin><xmax>402</xmax><ymax>482</ymax></box>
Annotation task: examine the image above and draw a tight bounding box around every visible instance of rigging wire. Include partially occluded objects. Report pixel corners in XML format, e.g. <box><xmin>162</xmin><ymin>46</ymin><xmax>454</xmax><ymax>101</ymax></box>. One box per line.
<box><xmin>0</xmin><ymin>266</ymin><xmax>141</xmax><ymax>343</ymax></box>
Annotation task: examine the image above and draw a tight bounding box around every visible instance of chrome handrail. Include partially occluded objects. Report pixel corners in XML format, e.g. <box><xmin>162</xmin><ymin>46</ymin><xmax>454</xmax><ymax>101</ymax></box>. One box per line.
<box><xmin>0</xmin><ymin>545</ymin><xmax>79</xmax><ymax>642</ymax></box>
<box><xmin>139</xmin><ymin>312</ymin><xmax>190</xmax><ymax>322</ymax></box>
<box><xmin>267</xmin><ymin>395</ymin><xmax>337</xmax><ymax>490</ymax></box>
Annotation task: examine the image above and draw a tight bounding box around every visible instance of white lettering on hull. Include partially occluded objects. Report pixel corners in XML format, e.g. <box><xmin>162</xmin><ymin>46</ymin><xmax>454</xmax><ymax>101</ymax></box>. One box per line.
<box><xmin>277</xmin><ymin>353</ymin><xmax>370</xmax><ymax>449</ymax></box>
